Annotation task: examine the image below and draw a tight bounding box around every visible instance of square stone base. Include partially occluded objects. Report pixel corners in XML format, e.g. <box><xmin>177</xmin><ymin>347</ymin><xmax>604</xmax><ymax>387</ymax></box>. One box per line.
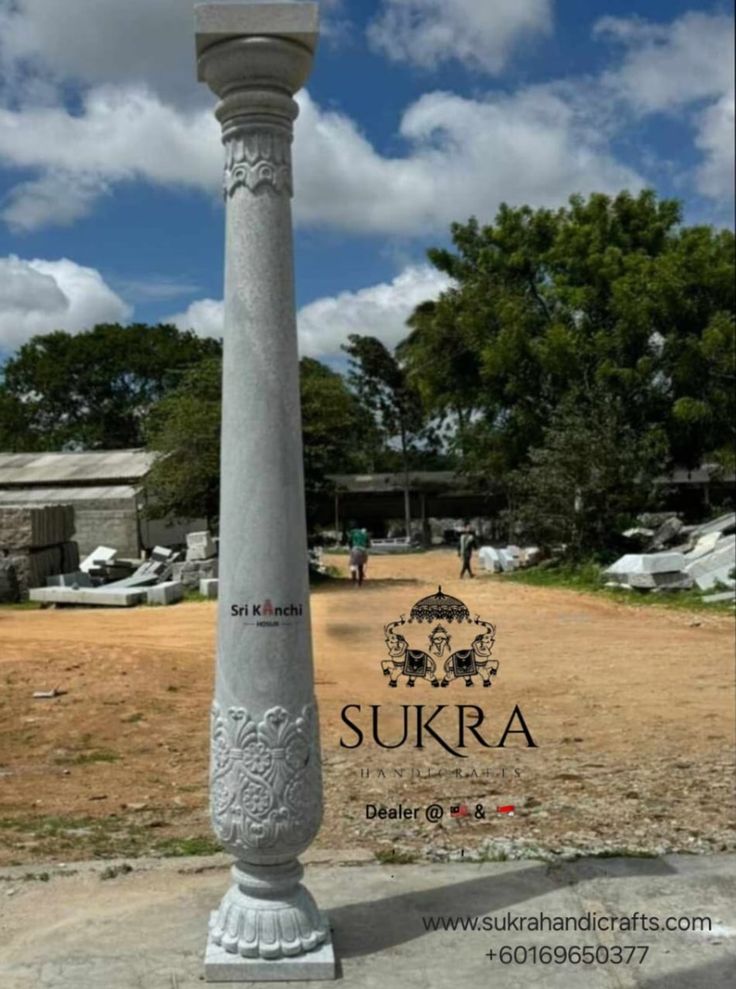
<box><xmin>204</xmin><ymin>913</ymin><xmax>336</xmax><ymax>982</ymax></box>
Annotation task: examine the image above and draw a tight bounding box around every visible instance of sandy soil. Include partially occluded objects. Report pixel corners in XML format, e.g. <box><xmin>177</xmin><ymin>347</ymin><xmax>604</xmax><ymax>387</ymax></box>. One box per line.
<box><xmin>0</xmin><ymin>549</ymin><xmax>733</xmax><ymax>866</ymax></box>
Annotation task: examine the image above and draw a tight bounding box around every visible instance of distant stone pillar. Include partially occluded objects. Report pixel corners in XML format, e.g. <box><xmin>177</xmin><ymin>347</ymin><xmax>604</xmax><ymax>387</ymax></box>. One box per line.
<box><xmin>195</xmin><ymin>3</ymin><xmax>334</xmax><ymax>980</ymax></box>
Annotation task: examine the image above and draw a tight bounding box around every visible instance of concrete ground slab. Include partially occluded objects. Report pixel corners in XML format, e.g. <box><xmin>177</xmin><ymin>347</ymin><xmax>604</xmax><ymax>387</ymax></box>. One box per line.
<box><xmin>200</xmin><ymin>577</ymin><xmax>219</xmax><ymax>598</ymax></box>
<box><xmin>146</xmin><ymin>581</ymin><xmax>184</xmax><ymax>606</ymax></box>
<box><xmin>29</xmin><ymin>586</ymin><xmax>147</xmax><ymax>606</ymax></box>
<box><xmin>0</xmin><ymin>854</ymin><xmax>734</xmax><ymax>988</ymax></box>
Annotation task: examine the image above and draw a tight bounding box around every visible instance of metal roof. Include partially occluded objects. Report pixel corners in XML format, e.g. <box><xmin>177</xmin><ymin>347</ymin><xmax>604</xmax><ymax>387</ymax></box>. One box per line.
<box><xmin>0</xmin><ymin>485</ymin><xmax>138</xmax><ymax>504</ymax></box>
<box><xmin>328</xmin><ymin>471</ymin><xmax>466</xmax><ymax>494</ymax></box>
<box><xmin>0</xmin><ymin>450</ymin><xmax>156</xmax><ymax>486</ymax></box>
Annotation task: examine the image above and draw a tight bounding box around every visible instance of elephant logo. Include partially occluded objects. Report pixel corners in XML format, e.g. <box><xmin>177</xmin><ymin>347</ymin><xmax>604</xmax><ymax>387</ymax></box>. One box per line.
<box><xmin>381</xmin><ymin>616</ymin><xmax>440</xmax><ymax>687</ymax></box>
<box><xmin>380</xmin><ymin>586</ymin><xmax>500</xmax><ymax>689</ymax></box>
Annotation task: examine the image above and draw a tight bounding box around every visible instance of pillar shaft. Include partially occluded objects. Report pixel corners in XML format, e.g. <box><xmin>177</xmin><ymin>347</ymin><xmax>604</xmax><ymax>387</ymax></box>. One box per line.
<box><xmin>196</xmin><ymin>4</ymin><xmax>334</xmax><ymax>978</ymax></box>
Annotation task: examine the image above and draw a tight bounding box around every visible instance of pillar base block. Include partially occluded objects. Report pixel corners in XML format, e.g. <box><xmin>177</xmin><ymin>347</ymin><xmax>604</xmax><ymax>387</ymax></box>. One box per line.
<box><xmin>205</xmin><ymin>911</ymin><xmax>336</xmax><ymax>982</ymax></box>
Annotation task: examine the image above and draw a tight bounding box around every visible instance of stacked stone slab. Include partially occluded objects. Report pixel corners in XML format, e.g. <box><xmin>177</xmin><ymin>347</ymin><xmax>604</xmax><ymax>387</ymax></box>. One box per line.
<box><xmin>172</xmin><ymin>558</ymin><xmax>219</xmax><ymax>589</ymax></box>
<box><xmin>172</xmin><ymin>530</ymin><xmax>218</xmax><ymax>589</ymax></box>
<box><xmin>0</xmin><ymin>505</ymin><xmax>78</xmax><ymax>602</ymax></box>
<box><xmin>604</xmin><ymin>518</ymin><xmax>735</xmax><ymax>596</ymax></box>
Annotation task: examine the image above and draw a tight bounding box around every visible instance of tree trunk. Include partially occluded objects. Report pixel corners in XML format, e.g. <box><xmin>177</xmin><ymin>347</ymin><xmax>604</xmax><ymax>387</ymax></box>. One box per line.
<box><xmin>400</xmin><ymin>425</ymin><xmax>412</xmax><ymax>541</ymax></box>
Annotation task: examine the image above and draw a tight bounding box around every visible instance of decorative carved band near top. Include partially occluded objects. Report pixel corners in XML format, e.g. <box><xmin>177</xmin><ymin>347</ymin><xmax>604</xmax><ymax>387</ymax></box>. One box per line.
<box><xmin>224</xmin><ymin>129</ymin><xmax>293</xmax><ymax>197</ymax></box>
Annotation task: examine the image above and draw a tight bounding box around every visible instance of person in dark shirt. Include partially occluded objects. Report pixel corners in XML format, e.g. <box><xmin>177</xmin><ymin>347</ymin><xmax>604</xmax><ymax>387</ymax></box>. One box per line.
<box><xmin>458</xmin><ymin>524</ymin><xmax>476</xmax><ymax>578</ymax></box>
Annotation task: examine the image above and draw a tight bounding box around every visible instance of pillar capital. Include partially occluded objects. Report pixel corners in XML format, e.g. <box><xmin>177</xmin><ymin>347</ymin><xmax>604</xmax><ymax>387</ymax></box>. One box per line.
<box><xmin>196</xmin><ymin>3</ymin><xmax>318</xmax><ymax>115</ymax></box>
<box><xmin>196</xmin><ymin>4</ymin><xmax>318</xmax><ymax>196</ymax></box>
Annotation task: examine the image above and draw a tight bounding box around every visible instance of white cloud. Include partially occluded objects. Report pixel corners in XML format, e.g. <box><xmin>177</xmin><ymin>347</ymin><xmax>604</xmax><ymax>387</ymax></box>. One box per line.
<box><xmin>167</xmin><ymin>264</ymin><xmax>453</xmax><ymax>358</ymax></box>
<box><xmin>3</xmin><ymin>9</ymin><xmax>731</xmax><ymax>238</ymax></box>
<box><xmin>165</xmin><ymin>297</ymin><xmax>224</xmax><ymax>340</ymax></box>
<box><xmin>367</xmin><ymin>0</ymin><xmax>552</xmax><ymax>73</ymax></box>
<box><xmin>0</xmin><ymin>79</ymin><xmax>644</xmax><ymax>237</ymax></box>
<box><xmin>297</xmin><ymin>264</ymin><xmax>453</xmax><ymax>358</ymax></box>
<box><xmin>0</xmin><ymin>0</ymin><xmax>201</xmax><ymax>106</ymax></box>
<box><xmin>111</xmin><ymin>276</ymin><xmax>202</xmax><ymax>304</ymax></box>
<box><xmin>595</xmin><ymin>12</ymin><xmax>734</xmax><ymax>114</ymax></box>
<box><xmin>1</xmin><ymin>172</ymin><xmax>109</xmax><ymax>232</ymax></box>
<box><xmin>0</xmin><ymin>256</ymin><xmax>131</xmax><ymax>352</ymax></box>
<box><xmin>0</xmin><ymin>84</ymin><xmax>219</xmax><ymax>186</ymax></box>
<box><xmin>0</xmin><ymin>84</ymin><xmax>220</xmax><ymax>226</ymax></box>
<box><xmin>695</xmin><ymin>93</ymin><xmax>735</xmax><ymax>201</ymax></box>
<box><xmin>293</xmin><ymin>87</ymin><xmax>642</xmax><ymax>234</ymax></box>
<box><xmin>0</xmin><ymin>0</ymin><xmax>345</xmax><ymax>104</ymax></box>
<box><xmin>595</xmin><ymin>11</ymin><xmax>734</xmax><ymax>209</ymax></box>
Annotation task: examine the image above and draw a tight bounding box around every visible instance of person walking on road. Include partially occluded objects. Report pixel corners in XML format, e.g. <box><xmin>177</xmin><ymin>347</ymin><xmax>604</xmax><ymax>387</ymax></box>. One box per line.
<box><xmin>458</xmin><ymin>524</ymin><xmax>476</xmax><ymax>579</ymax></box>
<box><xmin>348</xmin><ymin>524</ymin><xmax>370</xmax><ymax>587</ymax></box>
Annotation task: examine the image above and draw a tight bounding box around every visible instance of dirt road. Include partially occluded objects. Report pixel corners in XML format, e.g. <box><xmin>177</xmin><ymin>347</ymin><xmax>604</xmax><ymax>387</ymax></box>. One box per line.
<box><xmin>0</xmin><ymin>550</ymin><xmax>733</xmax><ymax>865</ymax></box>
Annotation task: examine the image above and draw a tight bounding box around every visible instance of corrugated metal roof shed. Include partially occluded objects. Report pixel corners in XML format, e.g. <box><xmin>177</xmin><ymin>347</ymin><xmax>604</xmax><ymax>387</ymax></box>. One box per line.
<box><xmin>0</xmin><ymin>450</ymin><xmax>156</xmax><ymax>486</ymax></box>
<box><xmin>0</xmin><ymin>486</ymin><xmax>137</xmax><ymax>503</ymax></box>
<box><xmin>328</xmin><ymin>471</ymin><xmax>463</xmax><ymax>494</ymax></box>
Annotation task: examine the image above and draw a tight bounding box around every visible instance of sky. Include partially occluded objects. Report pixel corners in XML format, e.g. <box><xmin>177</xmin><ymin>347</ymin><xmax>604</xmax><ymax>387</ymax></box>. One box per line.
<box><xmin>0</xmin><ymin>0</ymin><xmax>733</xmax><ymax>363</ymax></box>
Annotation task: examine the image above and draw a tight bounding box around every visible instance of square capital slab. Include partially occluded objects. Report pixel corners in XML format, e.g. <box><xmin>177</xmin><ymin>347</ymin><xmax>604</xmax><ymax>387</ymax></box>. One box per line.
<box><xmin>195</xmin><ymin>3</ymin><xmax>319</xmax><ymax>64</ymax></box>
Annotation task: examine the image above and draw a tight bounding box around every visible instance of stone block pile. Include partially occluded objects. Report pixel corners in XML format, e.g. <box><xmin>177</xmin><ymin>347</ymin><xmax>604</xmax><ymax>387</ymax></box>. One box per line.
<box><xmin>0</xmin><ymin>504</ymin><xmax>78</xmax><ymax>602</ymax></box>
<box><xmin>172</xmin><ymin>531</ymin><xmax>218</xmax><ymax>590</ymax></box>
<box><xmin>25</xmin><ymin>534</ymin><xmax>215</xmax><ymax>608</ymax></box>
<box><xmin>604</xmin><ymin>512</ymin><xmax>735</xmax><ymax>600</ymax></box>
<box><xmin>479</xmin><ymin>545</ymin><xmax>541</xmax><ymax>572</ymax></box>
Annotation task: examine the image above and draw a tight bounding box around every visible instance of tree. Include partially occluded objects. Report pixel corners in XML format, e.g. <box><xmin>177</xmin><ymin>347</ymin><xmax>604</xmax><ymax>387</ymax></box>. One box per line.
<box><xmin>400</xmin><ymin>191</ymin><xmax>735</xmax><ymax>523</ymax></box>
<box><xmin>299</xmin><ymin>357</ymin><xmax>382</xmax><ymax>519</ymax></box>
<box><xmin>397</xmin><ymin>293</ymin><xmax>483</xmax><ymax>457</ymax></box>
<box><xmin>0</xmin><ymin>389</ymin><xmax>32</xmax><ymax>450</ymax></box>
<box><xmin>509</xmin><ymin>394</ymin><xmax>668</xmax><ymax>559</ymax></box>
<box><xmin>0</xmin><ymin>323</ymin><xmax>221</xmax><ymax>451</ymax></box>
<box><xmin>342</xmin><ymin>334</ymin><xmax>428</xmax><ymax>537</ymax></box>
<box><xmin>143</xmin><ymin>356</ymin><xmax>222</xmax><ymax>525</ymax></box>
<box><xmin>143</xmin><ymin>354</ymin><xmax>378</xmax><ymax>526</ymax></box>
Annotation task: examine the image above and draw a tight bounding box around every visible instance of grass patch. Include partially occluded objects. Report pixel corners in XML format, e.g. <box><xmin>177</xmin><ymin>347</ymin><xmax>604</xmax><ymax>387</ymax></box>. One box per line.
<box><xmin>0</xmin><ymin>813</ymin><xmax>182</xmax><ymax>859</ymax></box>
<box><xmin>497</xmin><ymin>562</ymin><xmax>735</xmax><ymax>613</ymax></box>
<box><xmin>53</xmin><ymin>749</ymin><xmax>120</xmax><ymax>766</ymax></box>
<box><xmin>182</xmin><ymin>590</ymin><xmax>211</xmax><ymax>603</ymax></box>
<box><xmin>375</xmin><ymin>847</ymin><xmax>418</xmax><ymax>865</ymax></box>
<box><xmin>478</xmin><ymin>847</ymin><xmax>510</xmax><ymax>862</ymax></box>
<box><xmin>0</xmin><ymin>600</ymin><xmax>42</xmax><ymax>610</ymax></box>
<box><xmin>152</xmin><ymin>835</ymin><xmax>223</xmax><ymax>857</ymax></box>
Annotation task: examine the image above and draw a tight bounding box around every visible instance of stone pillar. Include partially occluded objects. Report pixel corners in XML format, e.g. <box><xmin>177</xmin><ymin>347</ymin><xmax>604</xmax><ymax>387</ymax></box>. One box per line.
<box><xmin>195</xmin><ymin>4</ymin><xmax>335</xmax><ymax>980</ymax></box>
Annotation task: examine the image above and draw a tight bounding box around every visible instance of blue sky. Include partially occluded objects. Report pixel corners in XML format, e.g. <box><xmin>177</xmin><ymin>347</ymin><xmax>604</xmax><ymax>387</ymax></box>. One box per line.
<box><xmin>0</xmin><ymin>0</ymin><xmax>733</xmax><ymax>362</ymax></box>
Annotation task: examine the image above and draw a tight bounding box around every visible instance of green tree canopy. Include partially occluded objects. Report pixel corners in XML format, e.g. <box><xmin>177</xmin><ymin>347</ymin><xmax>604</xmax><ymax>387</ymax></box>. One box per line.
<box><xmin>509</xmin><ymin>392</ymin><xmax>668</xmax><ymax>558</ymax></box>
<box><xmin>342</xmin><ymin>333</ymin><xmax>434</xmax><ymax>535</ymax></box>
<box><xmin>143</xmin><ymin>355</ymin><xmax>222</xmax><ymax>525</ymax></box>
<box><xmin>144</xmin><ymin>354</ymin><xmax>378</xmax><ymax>525</ymax></box>
<box><xmin>0</xmin><ymin>323</ymin><xmax>221</xmax><ymax>451</ymax></box>
<box><xmin>400</xmin><ymin>190</ymin><xmax>735</xmax><ymax>486</ymax></box>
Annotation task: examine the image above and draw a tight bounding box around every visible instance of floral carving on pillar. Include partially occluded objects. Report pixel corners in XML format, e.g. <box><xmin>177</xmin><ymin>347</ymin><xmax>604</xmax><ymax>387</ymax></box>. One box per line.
<box><xmin>210</xmin><ymin>701</ymin><xmax>322</xmax><ymax>852</ymax></box>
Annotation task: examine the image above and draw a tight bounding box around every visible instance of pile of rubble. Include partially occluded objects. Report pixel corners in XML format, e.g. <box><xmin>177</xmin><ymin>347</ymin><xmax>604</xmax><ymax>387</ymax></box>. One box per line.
<box><xmin>478</xmin><ymin>544</ymin><xmax>541</xmax><ymax>572</ymax></box>
<box><xmin>604</xmin><ymin>512</ymin><xmax>735</xmax><ymax>602</ymax></box>
<box><xmin>0</xmin><ymin>505</ymin><xmax>78</xmax><ymax>603</ymax></box>
<box><xmin>25</xmin><ymin>531</ymin><xmax>220</xmax><ymax>608</ymax></box>
<box><xmin>29</xmin><ymin>544</ymin><xmax>182</xmax><ymax>607</ymax></box>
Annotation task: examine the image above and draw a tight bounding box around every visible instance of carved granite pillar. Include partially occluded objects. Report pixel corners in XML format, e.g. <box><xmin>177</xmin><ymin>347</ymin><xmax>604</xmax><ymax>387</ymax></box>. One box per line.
<box><xmin>195</xmin><ymin>4</ymin><xmax>334</xmax><ymax>980</ymax></box>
